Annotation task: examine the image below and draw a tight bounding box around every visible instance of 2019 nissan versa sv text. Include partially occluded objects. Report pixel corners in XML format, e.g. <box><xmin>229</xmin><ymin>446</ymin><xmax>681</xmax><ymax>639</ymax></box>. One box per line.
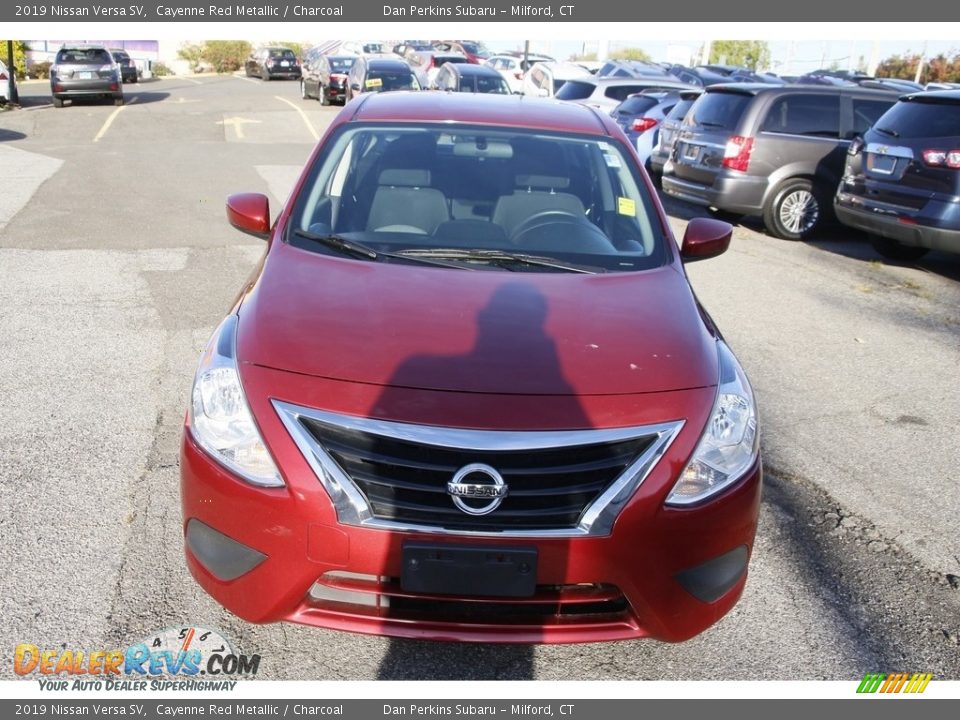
<box><xmin>180</xmin><ymin>92</ymin><xmax>762</xmax><ymax>643</ymax></box>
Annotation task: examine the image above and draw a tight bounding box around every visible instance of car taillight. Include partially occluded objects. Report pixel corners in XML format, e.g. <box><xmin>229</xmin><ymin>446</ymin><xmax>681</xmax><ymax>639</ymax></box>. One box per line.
<box><xmin>922</xmin><ymin>149</ymin><xmax>960</xmax><ymax>169</ymax></box>
<box><xmin>98</xmin><ymin>64</ymin><xmax>114</xmax><ymax>72</ymax></box>
<box><xmin>722</xmin><ymin>135</ymin><xmax>754</xmax><ymax>172</ymax></box>
<box><xmin>847</xmin><ymin>136</ymin><xmax>864</xmax><ymax>156</ymax></box>
<box><xmin>266</xmin><ymin>59</ymin><xmax>275</xmax><ymax>68</ymax></box>
<box><xmin>0</xmin><ymin>71</ymin><xmax>6</xmax><ymax>81</ymax></box>
<box><xmin>631</xmin><ymin>117</ymin><xmax>659</xmax><ymax>133</ymax></box>
<box><xmin>514</xmin><ymin>71</ymin><xmax>523</xmax><ymax>80</ymax></box>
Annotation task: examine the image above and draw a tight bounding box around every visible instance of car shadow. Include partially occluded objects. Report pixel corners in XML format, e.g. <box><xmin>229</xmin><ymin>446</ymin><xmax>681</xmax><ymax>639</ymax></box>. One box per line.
<box><xmin>0</xmin><ymin>128</ymin><xmax>27</xmax><ymax>142</ymax></box>
<box><xmin>807</xmin><ymin>230</ymin><xmax>960</xmax><ymax>282</ymax></box>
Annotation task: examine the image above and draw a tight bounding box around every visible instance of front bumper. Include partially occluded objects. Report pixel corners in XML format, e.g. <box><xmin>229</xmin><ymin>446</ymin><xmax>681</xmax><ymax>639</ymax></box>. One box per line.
<box><xmin>180</xmin><ymin>369</ymin><xmax>762</xmax><ymax>644</ymax></box>
<box><xmin>661</xmin><ymin>170</ymin><xmax>767</xmax><ymax>216</ymax></box>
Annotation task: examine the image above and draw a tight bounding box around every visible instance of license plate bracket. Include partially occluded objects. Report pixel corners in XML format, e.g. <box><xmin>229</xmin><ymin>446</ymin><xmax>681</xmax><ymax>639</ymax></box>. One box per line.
<box><xmin>867</xmin><ymin>154</ymin><xmax>897</xmax><ymax>174</ymax></box>
<box><xmin>401</xmin><ymin>542</ymin><xmax>538</xmax><ymax>598</ymax></box>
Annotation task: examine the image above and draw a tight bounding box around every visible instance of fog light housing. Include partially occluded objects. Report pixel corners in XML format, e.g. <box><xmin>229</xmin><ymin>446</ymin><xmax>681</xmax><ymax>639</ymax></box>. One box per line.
<box><xmin>675</xmin><ymin>545</ymin><xmax>749</xmax><ymax>603</ymax></box>
<box><xmin>185</xmin><ymin>519</ymin><xmax>266</xmax><ymax>581</ymax></box>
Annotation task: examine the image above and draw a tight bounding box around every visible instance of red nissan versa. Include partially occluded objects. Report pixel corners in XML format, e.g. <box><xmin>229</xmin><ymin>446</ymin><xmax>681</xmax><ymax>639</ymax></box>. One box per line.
<box><xmin>180</xmin><ymin>92</ymin><xmax>762</xmax><ymax>644</ymax></box>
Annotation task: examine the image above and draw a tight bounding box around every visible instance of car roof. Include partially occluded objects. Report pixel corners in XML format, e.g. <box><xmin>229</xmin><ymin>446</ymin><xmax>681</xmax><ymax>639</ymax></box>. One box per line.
<box><xmin>705</xmin><ymin>82</ymin><xmax>896</xmax><ymax>97</ymax></box>
<box><xmin>572</xmin><ymin>76</ymin><xmax>693</xmax><ymax>90</ymax></box>
<box><xmin>450</xmin><ymin>64</ymin><xmax>501</xmax><ymax>76</ymax></box>
<box><xmin>903</xmin><ymin>90</ymin><xmax>960</xmax><ymax>103</ymax></box>
<box><xmin>364</xmin><ymin>58</ymin><xmax>413</xmax><ymax>70</ymax></box>
<box><xmin>348</xmin><ymin>92</ymin><xmax>612</xmax><ymax>136</ymax></box>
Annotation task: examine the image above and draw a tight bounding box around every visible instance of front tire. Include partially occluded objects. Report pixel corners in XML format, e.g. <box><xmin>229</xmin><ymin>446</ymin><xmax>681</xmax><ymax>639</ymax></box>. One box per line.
<box><xmin>763</xmin><ymin>178</ymin><xmax>824</xmax><ymax>240</ymax></box>
<box><xmin>870</xmin><ymin>235</ymin><xmax>930</xmax><ymax>262</ymax></box>
<box><xmin>300</xmin><ymin>80</ymin><xmax>308</xmax><ymax>99</ymax></box>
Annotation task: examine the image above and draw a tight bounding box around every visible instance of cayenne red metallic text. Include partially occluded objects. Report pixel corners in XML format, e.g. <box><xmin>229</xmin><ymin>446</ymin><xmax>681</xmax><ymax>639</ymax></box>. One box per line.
<box><xmin>180</xmin><ymin>92</ymin><xmax>762</xmax><ymax>643</ymax></box>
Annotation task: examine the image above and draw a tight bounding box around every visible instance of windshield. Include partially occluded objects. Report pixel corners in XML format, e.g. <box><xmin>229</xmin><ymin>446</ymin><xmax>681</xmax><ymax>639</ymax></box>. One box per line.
<box><xmin>330</xmin><ymin>58</ymin><xmax>355</xmax><ymax>72</ymax></box>
<box><xmin>57</xmin><ymin>48</ymin><xmax>112</xmax><ymax>65</ymax></box>
<box><xmin>268</xmin><ymin>49</ymin><xmax>296</xmax><ymax>59</ymax></box>
<box><xmin>554</xmin><ymin>81</ymin><xmax>595</xmax><ymax>101</ymax></box>
<box><xmin>685</xmin><ymin>91</ymin><xmax>752</xmax><ymax>130</ymax></box>
<box><xmin>365</xmin><ymin>71</ymin><xmax>419</xmax><ymax>91</ymax></box>
<box><xmin>470</xmin><ymin>75</ymin><xmax>510</xmax><ymax>94</ymax></box>
<box><xmin>873</xmin><ymin>99</ymin><xmax>960</xmax><ymax>139</ymax></box>
<box><xmin>288</xmin><ymin>124</ymin><xmax>667</xmax><ymax>273</ymax></box>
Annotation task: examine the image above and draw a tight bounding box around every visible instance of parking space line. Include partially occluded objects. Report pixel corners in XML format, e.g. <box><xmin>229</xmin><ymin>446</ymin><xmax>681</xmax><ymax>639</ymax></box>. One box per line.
<box><xmin>273</xmin><ymin>95</ymin><xmax>319</xmax><ymax>142</ymax></box>
<box><xmin>93</xmin><ymin>96</ymin><xmax>137</xmax><ymax>143</ymax></box>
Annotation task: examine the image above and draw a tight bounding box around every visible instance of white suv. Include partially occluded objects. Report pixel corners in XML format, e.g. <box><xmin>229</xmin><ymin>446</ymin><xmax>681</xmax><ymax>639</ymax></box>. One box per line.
<box><xmin>521</xmin><ymin>61</ymin><xmax>591</xmax><ymax>98</ymax></box>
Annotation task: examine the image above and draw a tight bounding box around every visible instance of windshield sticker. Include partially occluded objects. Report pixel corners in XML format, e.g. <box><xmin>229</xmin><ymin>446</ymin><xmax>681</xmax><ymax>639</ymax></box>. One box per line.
<box><xmin>603</xmin><ymin>153</ymin><xmax>622</xmax><ymax>168</ymax></box>
<box><xmin>365</xmin><ymin>78</ymin><xmax>383</xmax><ymax>88</ymax></box>
<box><xmin>617</xmin><ymin>197</ymin><xmax>636</xmax><ymax>217</ymax></box>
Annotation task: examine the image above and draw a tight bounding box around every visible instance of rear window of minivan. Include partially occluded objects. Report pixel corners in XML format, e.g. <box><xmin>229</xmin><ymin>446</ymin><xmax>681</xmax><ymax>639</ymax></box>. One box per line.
<box><xmin>684</xmin><ymin>91</ymin><xmax>752</xmax><ymax>130</ymax></box>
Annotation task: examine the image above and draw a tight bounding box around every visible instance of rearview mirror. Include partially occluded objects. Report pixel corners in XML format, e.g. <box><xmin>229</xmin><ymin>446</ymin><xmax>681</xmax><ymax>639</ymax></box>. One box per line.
<box><xmin>226</xmin><ymin>193</ymin><xmax>270</xmax><ymax>240</ymax></box>
<box><xmin>680</xmin><ymin>217</ymin><xmax>731</xmax><ymax>262</ymax></box>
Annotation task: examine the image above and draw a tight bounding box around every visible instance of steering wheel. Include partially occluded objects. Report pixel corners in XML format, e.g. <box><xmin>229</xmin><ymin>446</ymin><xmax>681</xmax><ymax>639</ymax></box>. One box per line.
<box><xmin>509</xmin><ymin>210</ymin><xmax>583</xmax><ymax>242</ymax></box>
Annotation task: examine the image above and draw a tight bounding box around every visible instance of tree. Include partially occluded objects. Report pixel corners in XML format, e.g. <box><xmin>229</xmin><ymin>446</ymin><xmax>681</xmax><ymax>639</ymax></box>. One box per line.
<box><xmin>709</xmin><ymin>41</ymin><xmax>771</xmax><ymax>71</ymax></box>
<box><xmin>202</xmin><ymin>41</ymin><xmax>251</xmax><ymax>73</ymax></box>
<box><xmin>609</xmin><ymin>47</ymin><xmax>651</xmax><ymax>62</ymax></box>
<box><xmin>0</xmin><ymin>40</ymin><xmax>28</xmax><ymax>79</ymax></box>
<box><xmin>875</xmin><ymin>50</ymin><xmax>960</xmax><ymax>83</ymax></box>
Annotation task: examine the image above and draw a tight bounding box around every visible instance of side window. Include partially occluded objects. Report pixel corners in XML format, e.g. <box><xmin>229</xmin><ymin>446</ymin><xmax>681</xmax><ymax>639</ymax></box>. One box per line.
<box><xmin>531</xmin><ymin>67</ymin><xmax>544</xmax><ymax>88</ymax></box>
<box><xmin>434</xmin><ymin>66</ymin><xmax>449</xmax><ymax>89</ymax></box>
<box><xmin>760</xmin><ymin>94</ymin><xmax>841</xmax><ymax>138</ymax></box>
<box><xmin>851</xmin><ymin>98</ymin><xmax>895</xmax><ymax>137</ymax></box>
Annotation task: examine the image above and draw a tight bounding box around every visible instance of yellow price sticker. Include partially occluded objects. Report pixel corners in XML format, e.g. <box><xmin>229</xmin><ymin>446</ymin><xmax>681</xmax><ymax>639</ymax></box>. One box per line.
<box><xmin>365</xmin><ymin>77</ymin><xmax>383</xmax><ymax>88</ymax></box>
<box><xmin>617</xmin><ymin>197</ymin><xmax>636</xmax><ymax>217</ymax></box>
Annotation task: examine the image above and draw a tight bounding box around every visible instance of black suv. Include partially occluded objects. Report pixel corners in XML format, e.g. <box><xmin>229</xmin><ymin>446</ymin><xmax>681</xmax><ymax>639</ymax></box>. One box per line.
<box><xmin>662</xmin><ymin>84</ymin><xmax>897</xmax><ymax>239</ymax></box>
<box><xmin>835</xmin><ymin>91</ymin><xmax>960</xmax><ymax>260</ymax></box>
<box><xmin>346</xmin><ymin>57</ymin><xmax>421</xmax><ymax>101</ymax></box>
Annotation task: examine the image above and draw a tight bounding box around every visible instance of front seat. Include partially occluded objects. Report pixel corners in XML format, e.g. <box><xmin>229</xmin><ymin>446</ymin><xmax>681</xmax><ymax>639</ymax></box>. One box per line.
<box><xmin>366</xmin><ymin>134</ymin><xmax>449</xmax><ymax>234</ymax></box>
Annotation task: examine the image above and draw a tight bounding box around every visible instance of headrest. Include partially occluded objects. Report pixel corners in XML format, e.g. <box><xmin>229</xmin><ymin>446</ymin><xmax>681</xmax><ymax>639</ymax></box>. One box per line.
<box><xmin>379</xmin><ymin>168</ymin><xmax>431</xmax><ymax>187</ymax></box>
<box><xmin>515</xmin><ymin>174</ymin><xmax>571</xmax><ymax>190</ymax></box>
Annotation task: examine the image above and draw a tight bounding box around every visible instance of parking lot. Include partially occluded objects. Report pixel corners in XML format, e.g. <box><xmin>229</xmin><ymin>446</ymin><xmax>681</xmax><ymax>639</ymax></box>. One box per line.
<box><xmin>1</xmin><ymin>74</ymin><xmax>958</xmax><ymax>680</ymax></box>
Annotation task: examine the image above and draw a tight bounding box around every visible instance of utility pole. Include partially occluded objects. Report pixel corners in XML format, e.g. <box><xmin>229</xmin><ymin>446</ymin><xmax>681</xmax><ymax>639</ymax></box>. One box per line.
<box><xmin>914</xmin><ymin>41</ymin><xmax>927</xmax><ymax>84</ymax></box>
<box><xmin>6</xmin><ymin>40</ymin><xmax>18</xmax><ymax>104</ymax></box>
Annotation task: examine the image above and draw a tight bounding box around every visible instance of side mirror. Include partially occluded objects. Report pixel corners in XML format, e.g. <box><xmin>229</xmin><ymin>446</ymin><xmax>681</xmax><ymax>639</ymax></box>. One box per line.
<box><xmin>226</xmin><ymin>193</ymin><xmax>270</xmax><ymax>239</ymax></box>
<box><xmin>680</xmin><ymin>217</ymin><xmax>732</xmax><ymax>262</ymax></box>
<box><xmin>351</xmin><ymin>82</ymin><xmax>361</xmax><ymax>91</ymax></box>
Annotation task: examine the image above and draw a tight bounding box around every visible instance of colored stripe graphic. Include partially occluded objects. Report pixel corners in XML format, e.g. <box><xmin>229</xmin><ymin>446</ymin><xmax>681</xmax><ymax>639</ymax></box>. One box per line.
<box><xmin>857</xmin><ymin>672</ymin><xmax>932</xmax><ymax>694</ymax></box>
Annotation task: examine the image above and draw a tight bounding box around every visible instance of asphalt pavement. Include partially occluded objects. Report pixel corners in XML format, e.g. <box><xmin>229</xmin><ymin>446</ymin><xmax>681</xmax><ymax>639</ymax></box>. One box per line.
<box><xmin>0</xmin><ymin>75</ymin><xmax>957</xmax><ymax>681</ymax></box>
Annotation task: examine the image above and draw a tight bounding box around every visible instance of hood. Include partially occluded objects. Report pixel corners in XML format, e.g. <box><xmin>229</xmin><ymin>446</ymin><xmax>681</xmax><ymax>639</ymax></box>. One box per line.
<box><xmin>237</xmin><ymin>243</ymin><xmax>718</xmax><ymax>396</ymax></box>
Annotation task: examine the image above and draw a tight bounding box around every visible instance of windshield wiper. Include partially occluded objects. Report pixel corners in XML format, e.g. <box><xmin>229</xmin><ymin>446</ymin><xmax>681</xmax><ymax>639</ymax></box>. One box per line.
<box><xmin>290</xmin><ymin>228</ymin><xmax>379</xmax><ymax>260</ymax></box>
<box><xmin>290</xmin><ymin>229</ymin><xmax>476</xmax><ymax>269</ymax></box>
<box><xmin>875</xmin><ymin>126</ymin><xmax>900</xmax><ymax>138</ymax></box>
<box><xmin>394</xmin><ymin>248</ymin><xmax>600</xmax><ymax>274</ymax></box>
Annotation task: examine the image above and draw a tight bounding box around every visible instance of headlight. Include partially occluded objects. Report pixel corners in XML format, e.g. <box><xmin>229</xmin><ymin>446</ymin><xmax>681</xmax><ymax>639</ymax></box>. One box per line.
<box><xmin>666</xmin><ymin>341</ymin><xmax>758</xmax><ymax>506</ymax></box>
<box><xmin>188</xmin><ymin>314</ymin><xmax>283</xmax><ymax>487</ymax></box>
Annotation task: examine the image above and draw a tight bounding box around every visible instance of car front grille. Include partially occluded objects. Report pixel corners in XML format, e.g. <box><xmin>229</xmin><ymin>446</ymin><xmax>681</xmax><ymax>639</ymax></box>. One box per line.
<box><xmin>275</xmin><ymin>401</ymin><xmax>682</xmax><ymax>537</ymax></box>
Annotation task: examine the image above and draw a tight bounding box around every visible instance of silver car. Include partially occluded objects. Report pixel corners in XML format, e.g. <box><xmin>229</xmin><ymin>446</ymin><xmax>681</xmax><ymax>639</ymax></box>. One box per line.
<box><xmin>50</xmin><ymin>45</ymin><xmax>123</xmax><ymax>107</ymax></box>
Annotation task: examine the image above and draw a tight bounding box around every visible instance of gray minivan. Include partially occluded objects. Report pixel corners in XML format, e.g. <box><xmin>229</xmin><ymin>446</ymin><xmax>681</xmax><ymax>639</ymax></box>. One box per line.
<box><xmin>661</xmin><ymin>84</ymin><xmax>896</xmax><ymax>239</ymax></box>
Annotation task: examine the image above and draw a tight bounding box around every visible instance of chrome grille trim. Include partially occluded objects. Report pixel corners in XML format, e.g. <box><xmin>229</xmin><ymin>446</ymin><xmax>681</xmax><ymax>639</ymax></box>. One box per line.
<box><xmin>273</xmin><ymin>400</ymin><xmax>683</xmax><ymax>538</ymax></box>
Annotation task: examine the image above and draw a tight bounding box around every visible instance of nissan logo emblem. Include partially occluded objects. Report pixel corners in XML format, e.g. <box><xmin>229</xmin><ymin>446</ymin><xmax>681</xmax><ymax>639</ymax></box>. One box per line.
<box><xmin>446</xmin><ymin>463</ymin><xmax>508</xmax><ymax>516</ymax></box>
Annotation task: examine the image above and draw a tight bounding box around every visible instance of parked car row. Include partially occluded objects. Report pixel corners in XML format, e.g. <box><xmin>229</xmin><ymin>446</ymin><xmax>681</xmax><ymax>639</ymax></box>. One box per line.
<box><xmin>653</xmin><ymin>83</ymin><xmax>960</xmax><ymax>258</ymax></box>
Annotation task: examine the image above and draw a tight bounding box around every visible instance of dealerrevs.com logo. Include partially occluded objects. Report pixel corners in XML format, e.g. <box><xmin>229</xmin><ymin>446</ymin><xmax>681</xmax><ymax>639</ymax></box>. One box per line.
<box><xmin>856</xmin><ymin>672</ymin><xmax>933</xmax><ymax>694</ymax></box>
<box><xmin>15</xmin><ymin>626</ymin><xmax>260</xmax><ymax>691</ymax></box>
